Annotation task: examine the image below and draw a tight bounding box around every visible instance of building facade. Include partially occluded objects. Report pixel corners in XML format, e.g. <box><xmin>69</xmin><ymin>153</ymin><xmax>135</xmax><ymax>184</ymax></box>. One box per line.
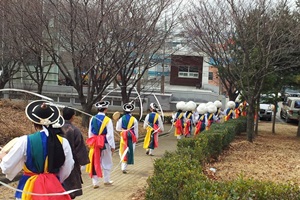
<box><xmin>169</xmin><ymin>54</ymin><xmax>203</xmax><ymax>88</ymax></box>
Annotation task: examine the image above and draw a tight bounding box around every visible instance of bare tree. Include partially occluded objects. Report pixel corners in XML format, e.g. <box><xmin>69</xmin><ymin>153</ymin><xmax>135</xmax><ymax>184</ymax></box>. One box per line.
<box><xmin>0</xmin><ymin>0</ymin><xmax>22</xmax><ymax>89</ymax></box>
<box><xmin>7</xmin><ymin>0</ymin><xmax>180</xmax><ymax>126</ymax></box>
<box><xmin>181</xmin><ymin>0</ymin><xmax>240</xmax><ymax>101</ymax></box>
<box><xmin>6</xmin><ymin>0</ymin><xmax>125</xmax><ymax>126</ymax></box>
<box><xmin>2</xmin><ymin>0</ymin><xmax>61</xmax><ymax>94</ymax></box>
<box><xmin>111</xmin><ymin>0</ymin><xmax>181</xmax><ymax>104</ymax></box>
<box><xmin>182</xmin><ymin>0</ymin><xmax>300</xmax><ymax>142</ymax></box>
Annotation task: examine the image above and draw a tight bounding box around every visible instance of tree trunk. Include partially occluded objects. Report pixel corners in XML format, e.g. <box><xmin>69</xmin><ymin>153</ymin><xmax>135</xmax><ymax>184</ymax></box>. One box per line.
<box><xmin>81</xmin><ymin>114</ymin><xmax>90</xmax><ymax>128</ymax></box>
<box><xmin>81</xmin><ymin>101</ymin><xmax>93</xmax><ymax>128</ymax></box>
<box><xmin>37</xmin><ymin>83</ymin><xmax>43</xmax><ymax>94</ymax></box>
<box><xmin>0</xmin><ymin>82</ymin><xmax>6</xmax><ymax>89</ymax></box>
<box><xmin>246</xmin><ymin>102</ymin><xmax>255</xmax><ymax>142</ymax></box>
<box><xmin>0</xmin><ymin>81</ymin><xmax>7</xmax><ymax>98</ymax></box>
<box><xmin>254</xmin><ymin>99</ymin><xmax>259</xmax><ymax>135</ymax></box>
<box><xmin>161</xmin><ymin>75</ymin><xmax>165</xmax><ymax>94</ymax></box>
<box><xmin>297</xmin><ymin>113</ymin><xmax>300</xmax><ymax>137</ymax></box>
<box><xmin>120</xmin><ymin>86</ymin><xmax>130</xmax><ymax>104</ymax></box>
<box><xmin>272</xmin><ymin>102</ymin><xmax>278</xmax><ymax>134</ymax></box>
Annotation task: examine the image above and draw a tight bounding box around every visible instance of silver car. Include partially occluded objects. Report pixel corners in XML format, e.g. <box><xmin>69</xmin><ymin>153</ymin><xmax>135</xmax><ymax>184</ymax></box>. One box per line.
<box><xmin>259</xmin><ymin>103</ymin><xmax>273</xmax><ymax>121</ymax></box>
<box><xmin>280</xmin><ymin>97</ymin><xmax>300</xmax><ymax>123</ymax></box>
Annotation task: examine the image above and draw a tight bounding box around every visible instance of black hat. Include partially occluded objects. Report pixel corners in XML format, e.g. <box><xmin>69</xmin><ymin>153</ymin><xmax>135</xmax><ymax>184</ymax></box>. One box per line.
<box><xmin>25</xmin><ymin>100</ymin><xmax>60</xmax><ymax>126</ymax></box>
<box><xmin>95</xmin><ymin>101</ymin><xmax>110</xmax><ymax>109</ymax></box>
<box><xmin>123</xmin><ymin>102</ymin><xmax>135</xmax><ymax>112</ymax></box>
<box><xmin>52</xmin><ymin>115</ymin><xmax>65</xmax><ymax>128</ymax></box>
<box><xmin>149</xmin><ymin>103</ymin><xmax>158</xmax><ymax>111</ymax></box>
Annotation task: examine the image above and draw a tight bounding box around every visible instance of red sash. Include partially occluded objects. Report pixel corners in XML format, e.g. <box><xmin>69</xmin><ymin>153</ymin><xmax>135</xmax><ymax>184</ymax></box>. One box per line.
<box><xmin>153</xmin><ymin>124</ymin><xmax>160</xmax><ymax>147</ymax></box>
<box><xmin>32</xmin><ymin>173</ymin><xmax>71</xmax><ymax>200</ymax></box>
<box><xmin>86</xmin><ymin>135</ymin><xmax>105</xmax><ymax>178</ymax></box>
<box><xmin>235</xmin><ymin>108</ymin><xmax>240</xmax><ymax>119</ymax></box>
<box><xmin>194</xmin><ymin>121</ymin><xmax>202</xmax><ymax>136</ymax></box>
<box><xmin>184</xmin><ymin>120</ymin><xmax>191</xmax><ymax>136</ymax></box>
<box><xmin>174</xmin><ymin>119</ymin><xmax>183</xmax><ymax>135</ymax></box>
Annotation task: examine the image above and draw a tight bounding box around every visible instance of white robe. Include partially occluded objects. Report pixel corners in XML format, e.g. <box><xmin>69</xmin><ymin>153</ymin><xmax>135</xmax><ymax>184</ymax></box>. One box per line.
<box><xmin>88</xmin><ymin>112</ymin><xmax>115</xmax><ymax>184</ymax></box>
<box><xmin>143</xmin><ymin>112</ymin><xmax>164</xmax><ymax>132</ymax></box>
<box><xmin>0</xmin><ymin>126</ymin><xmax>74</xmax><ymax>182</ymax></box>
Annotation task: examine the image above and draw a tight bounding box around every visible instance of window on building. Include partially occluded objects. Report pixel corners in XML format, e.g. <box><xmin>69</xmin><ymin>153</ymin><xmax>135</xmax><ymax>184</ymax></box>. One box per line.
<box><xmin>208</xmin><ymin>72</ymin><xmax>214</xmax><ymax>80</ymax></box>
<box><xmin>178</xmin><ymin>66</ymin><xmax>199</xmax><ymax>78</ymax></box>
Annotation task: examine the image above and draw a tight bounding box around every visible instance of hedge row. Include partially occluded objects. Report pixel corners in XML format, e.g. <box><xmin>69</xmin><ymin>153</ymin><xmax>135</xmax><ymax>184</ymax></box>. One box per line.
<box><xmin>146</xmin><ymin>117</ymin><xmax>300</xmax><ymax>199</ymax></box>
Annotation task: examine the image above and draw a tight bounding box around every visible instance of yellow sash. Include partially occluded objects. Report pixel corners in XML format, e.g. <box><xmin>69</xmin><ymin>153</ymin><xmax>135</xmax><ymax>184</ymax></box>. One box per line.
<box><xmin>120</xmin><ymin>116</ymin><xmax>135</xmax><ymax>162</ymax></box>
<box><xmin>143</xmin><ymin>114</ymin><xmax>159</xmax><ymax>149</ymax></box>
<box><xmin>225</xmin><ymin>109</ymin><xmax>232</xmax><ymax>121</ymax></box>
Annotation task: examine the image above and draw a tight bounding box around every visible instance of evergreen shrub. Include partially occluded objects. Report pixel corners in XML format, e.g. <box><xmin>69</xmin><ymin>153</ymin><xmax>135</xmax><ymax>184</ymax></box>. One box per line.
<box><xmin>146</xmin><ymin>117</ymin><xmax>299</xmax><ymax>199</ymax></box>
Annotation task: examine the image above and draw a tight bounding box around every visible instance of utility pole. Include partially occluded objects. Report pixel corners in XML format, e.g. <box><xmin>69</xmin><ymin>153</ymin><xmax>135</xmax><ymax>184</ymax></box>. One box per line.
<box><xmin>160</xmin><ymin>47</ymin><xmax>165</xmax><ymax>94</ymax></box>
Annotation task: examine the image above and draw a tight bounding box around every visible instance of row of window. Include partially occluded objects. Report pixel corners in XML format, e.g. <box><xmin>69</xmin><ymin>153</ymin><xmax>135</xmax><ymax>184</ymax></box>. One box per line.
<box><xmin>177</xmin><ymin>65</ymin><xmax>214</xmax><ymax>80</ymax></box>
<box><xmin>178</xmin><ymin>66</ymin><xmax>199</xmax><ymax>78</ymax></box>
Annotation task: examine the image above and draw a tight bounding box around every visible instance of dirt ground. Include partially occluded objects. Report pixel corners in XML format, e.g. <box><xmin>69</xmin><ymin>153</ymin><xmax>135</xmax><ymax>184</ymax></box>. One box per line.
<box><xmin>1</xmin><ymin>99</ymin><xmax>300</xmax><ymax>199</ymax></box>
<box><xmin>205</xmin><ymin>122</ymin><xmax>300</xmax><ymax>185</ymax></box>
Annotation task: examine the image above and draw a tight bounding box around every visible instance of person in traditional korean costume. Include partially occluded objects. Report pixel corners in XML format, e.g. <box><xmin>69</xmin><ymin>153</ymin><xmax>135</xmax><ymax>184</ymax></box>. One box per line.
<box><xmin>214</xmin><ymin>100</ymin><xmax>223</xmax><ymax>122</ymax></box>
<box><xmin>234</xmin><ymin>101</ymin><xmax>242</xmax><ymax>119</ymax></box>
<box><xmin>194</xmin><ymin>103</ymin><xmax>208</xmax><ymax>137</ymax></box>
<box><xmin>206</xmin><ymin>104</ymin><xmax>218</xmax><ymax>130</ymax></box>
<box><xmin>0</xmin><ymin>100</ymin><xmax>74</xmax><ymax>200</ymax></box>
<box><xmin>61</xmin><ymin>107</ymin><xmax>90</xmax><ymax>199</ymax></box>
<box><xmin>116</xmin><ymin>102</ymin><xmax>139</xmax><ymax>174</ymax></box>
<box><xmin>172</xmin><ymin>101</ymin><xmax>186</xmax><ymax>140</ymax></box>
<box><xmin>240</xmin><ymin>101</ymin><xmax>248</xmax><ymax>116</ymax></box>
<box><xmin>224</xmin><ymin>101</ymin><xmax>236</xmax><ymax>121</ymax></box>
<box><xmin>86</xmin><ymin>101</ymin><xmax>115</xmax><ymax>188</ymax></box>
<box><xmin>183</xmin><ymin>101</ymin><xmax>197</xmax><ymax>138</ymax></box>
<box><xmin>143</xmin><ymin>103</ymin><xmax>164</xmax><ymax>156</ymax></box>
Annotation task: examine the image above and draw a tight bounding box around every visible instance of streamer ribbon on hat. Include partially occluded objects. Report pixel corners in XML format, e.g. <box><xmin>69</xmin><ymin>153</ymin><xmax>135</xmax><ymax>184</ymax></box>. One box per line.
<box><xmin>100</xmin><ymin>86</ymin><xmax>143</xmax><ymax>121</ymax></box>
<box><xmin>47</xmin><ymin>103</ymin><xmax>105</xmax><ymax>124</ymax></box>
<box><xmin>0</xmin><ymin>88</ymin><xmax>54</xmax><ymax>101</ymax></box>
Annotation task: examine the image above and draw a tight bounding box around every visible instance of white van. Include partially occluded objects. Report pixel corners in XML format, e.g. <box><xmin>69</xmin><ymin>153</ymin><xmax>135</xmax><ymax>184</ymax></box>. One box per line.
<box><xmin>280</xmin><ymin>97</ymin><xmax>300</xmax><ymax>123</ymax></box>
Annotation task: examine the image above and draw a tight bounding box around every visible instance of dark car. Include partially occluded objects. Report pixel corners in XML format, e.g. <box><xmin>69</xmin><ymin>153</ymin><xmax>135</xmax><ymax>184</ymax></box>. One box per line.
<box><xmin>281</xmin><ymin>86</ymin><xmax>300</xmax><ymax>101</ymax></box>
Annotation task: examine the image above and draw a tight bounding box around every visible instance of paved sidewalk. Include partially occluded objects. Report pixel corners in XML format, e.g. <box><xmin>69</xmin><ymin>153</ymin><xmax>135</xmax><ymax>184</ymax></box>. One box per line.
<box><xmin>77</xmin><ymin>125</ymin><xmax>177</xmax><ymax>200</ymax></box>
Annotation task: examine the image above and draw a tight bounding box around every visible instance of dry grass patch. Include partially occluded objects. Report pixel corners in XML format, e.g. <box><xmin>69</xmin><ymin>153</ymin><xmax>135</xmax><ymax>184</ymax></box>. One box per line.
<box><xmin>207</xmin><ymin>122</ymin><xmax>300</xmax><ymax>185</ymax></box>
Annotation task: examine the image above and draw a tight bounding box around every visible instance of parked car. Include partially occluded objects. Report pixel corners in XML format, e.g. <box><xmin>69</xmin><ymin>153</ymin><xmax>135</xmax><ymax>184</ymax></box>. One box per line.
<box><xmin>280</xmin><ymin>86</ymin><xmax>300</xmax><ymax>101</ymax></box>
<box><xmin>259</xmin><ymin>94</ymin><xmax>274</xmax><ymax>121</ymax></box>
<box><xmin>280</xmin><ymin>96</ymin><xmax>300</xmax><ymax>123</ymax></box>
<box><xmin>259</xmin><ymin>103</ymin><xmax>273</xmax><ymax>121</ymax></box>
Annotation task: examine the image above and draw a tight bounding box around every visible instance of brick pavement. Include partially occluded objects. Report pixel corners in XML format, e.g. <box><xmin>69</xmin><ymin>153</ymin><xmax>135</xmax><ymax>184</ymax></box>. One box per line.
<box><xmin>76</xmin><ymin>124</ymin><xmax>176</xmax><ymax>200</ymax></box>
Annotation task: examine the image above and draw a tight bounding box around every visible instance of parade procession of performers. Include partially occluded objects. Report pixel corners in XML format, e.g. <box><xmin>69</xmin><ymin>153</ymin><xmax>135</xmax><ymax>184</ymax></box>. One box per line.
<box><xmin>0</xmin><ymin>98</ymin><xmax>247</xmax><ymax>199</ymax></box>
<box><xmin>172</xmin><ymin>100</ymin><xmax>248</xmax><ymax>139</ymax></box>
